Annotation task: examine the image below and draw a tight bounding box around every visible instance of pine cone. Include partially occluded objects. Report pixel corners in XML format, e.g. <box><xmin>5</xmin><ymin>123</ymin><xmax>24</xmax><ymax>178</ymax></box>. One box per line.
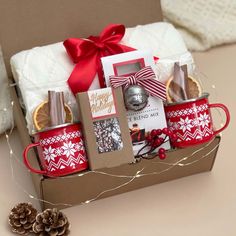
<box><xmin>32</xmin><ymin>208</ymin><xmax>70</xmax><ymax>236</ymax></box>
<box><xmin>8</xmin><ymin>202</ymin><xmax>37</xmax><ymax>235</ymax></box>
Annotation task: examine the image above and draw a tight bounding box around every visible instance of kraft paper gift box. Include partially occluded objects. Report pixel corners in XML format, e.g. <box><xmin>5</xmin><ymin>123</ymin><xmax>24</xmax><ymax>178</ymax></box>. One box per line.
<box><xmin>76</xmin><ymin>87</ymin><xmax>135</xmax><ymax>170</ymax></box>
<box><xmin>0</xmin><ymin>0</ymin><xmax>220</xmax><ymax>210</ymax></box>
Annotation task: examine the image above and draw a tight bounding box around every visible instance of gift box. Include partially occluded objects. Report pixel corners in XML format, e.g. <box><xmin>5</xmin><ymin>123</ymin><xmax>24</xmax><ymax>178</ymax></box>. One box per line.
<box><xmin>0</xmin><ymin>0</ymin><xmax>221</xmax><ymax>210</ymax></box>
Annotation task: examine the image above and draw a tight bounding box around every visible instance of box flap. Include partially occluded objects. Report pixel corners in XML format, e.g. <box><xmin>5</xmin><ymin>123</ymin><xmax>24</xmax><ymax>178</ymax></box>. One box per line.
<box><xmin>0</xmin><ymin>0</ymin><xmax>162</xmax><ymax>76</ymax></box>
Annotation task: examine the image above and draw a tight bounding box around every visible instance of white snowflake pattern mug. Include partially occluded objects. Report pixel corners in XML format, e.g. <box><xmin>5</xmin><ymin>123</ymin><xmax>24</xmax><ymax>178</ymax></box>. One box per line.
<box><xmin>164</xmin><ymin>93</ymin><xmax>230</xmax><ymax>148</ymax></box>
<box><xmin>23</xmin><ymin>123</ymin><xmax>88</xmax><ymax>177</ymax></box>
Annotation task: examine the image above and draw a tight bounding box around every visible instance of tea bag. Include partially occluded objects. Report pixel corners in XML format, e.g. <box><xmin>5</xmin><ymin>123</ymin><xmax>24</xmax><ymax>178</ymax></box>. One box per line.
<box><xmin>48</xmin><ymin>91</ymin><xmax>66</xmax><ymax>126</ymax></box>
<box><xmin>168</xmin><ymin>63</ymin><xmax>188</xmax><ymax>102</ymax></box>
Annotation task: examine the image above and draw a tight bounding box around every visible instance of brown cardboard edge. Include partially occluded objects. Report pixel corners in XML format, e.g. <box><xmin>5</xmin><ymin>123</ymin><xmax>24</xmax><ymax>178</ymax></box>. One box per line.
<box><xmin>10</xmin><ymin>84</ymin><xmax>44</xmax><ymax>209</ymax></box>
<box><xmin>209</xmin><ymin>135</ymin><xmax>221</xmax><ymax>171</ymax></box>
<box><xmin>40</xmin><ymin>136</ymin><xmax>220</xmax><ymax>210</ymax></box>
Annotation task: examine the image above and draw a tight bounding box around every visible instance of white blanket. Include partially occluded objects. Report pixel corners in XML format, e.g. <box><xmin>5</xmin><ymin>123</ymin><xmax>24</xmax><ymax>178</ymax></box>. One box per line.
<box><xmin>10</xmin><ymin>22</ymin><xmax>193</xmax><ymax>134</ymax></box>
<box><xmin>162</xmin><ymin>0</ymin><xmax>236</xmax><ymax>51</ymax></box>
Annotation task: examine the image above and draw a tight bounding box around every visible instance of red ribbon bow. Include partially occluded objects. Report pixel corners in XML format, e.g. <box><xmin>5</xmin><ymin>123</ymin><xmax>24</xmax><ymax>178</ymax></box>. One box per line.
<box><xmin>109</xmin><ymin>66</ymin><xmax>166</xmax><ymax>100</ymax></box>
<box><xmin>63</xmin><ymin>24</ymin><xmax>136</xmax><ymax>95</ymax></box>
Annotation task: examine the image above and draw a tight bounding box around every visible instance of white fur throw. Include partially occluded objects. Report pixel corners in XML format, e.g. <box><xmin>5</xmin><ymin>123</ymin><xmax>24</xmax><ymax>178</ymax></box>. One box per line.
<box><xmin>162</xmin><ymin>0</ymin><xmax>236</xmax><ymax>51</ymax></box>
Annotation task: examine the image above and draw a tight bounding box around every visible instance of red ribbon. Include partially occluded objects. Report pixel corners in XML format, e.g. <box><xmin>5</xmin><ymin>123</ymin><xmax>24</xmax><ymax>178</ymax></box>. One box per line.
<box><xmin>63</xmin><ymin>24</ymin><xmax>136</xmax><ymax>95</ymax></box>
<box><xmin>109</xmin><ymin>66</ymin><xmax>166</xmax><ymax>101</ymax></box>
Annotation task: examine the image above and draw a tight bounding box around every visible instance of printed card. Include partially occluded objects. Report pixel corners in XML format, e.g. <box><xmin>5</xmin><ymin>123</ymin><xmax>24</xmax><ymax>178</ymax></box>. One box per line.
<box><xmin>88</xmin><ymin>87</ymin><xmax>116</xmax><ymax>119</ymax></box>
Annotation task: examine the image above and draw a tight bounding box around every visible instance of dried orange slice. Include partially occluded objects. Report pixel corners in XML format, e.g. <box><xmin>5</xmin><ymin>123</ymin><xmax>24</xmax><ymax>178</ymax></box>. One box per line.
<box><xmin>33</xmin><ymin>101</ymin><xmax>73</xmax><ymax>131</ymax></box>
<box><xmin>166</xmin><ymin>76</ymin><xmax>202</xmax><ymax>103</ymax></box>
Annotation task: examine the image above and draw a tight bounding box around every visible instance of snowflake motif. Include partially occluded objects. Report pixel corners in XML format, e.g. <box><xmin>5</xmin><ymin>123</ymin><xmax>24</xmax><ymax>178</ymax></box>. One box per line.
<box><xmin>75</xmin><ymin>142</ymin><xmax>84</xmax><ymax>152</ymax></box>
<box><xmin>61</xmin><ymin>141</ymin><xmax>76</xmax><ymax>157</ymax></box>
<box><xmin>55</xmin><ymin>148</ymin><xmax>63</xmax><ymax>156</ymax></box>
<box><xmin>43</xmin><ymin>146</ymin><xmax>56</xmax><ymax>162</ymax></box>
<box><xmin>178</xmin><ymin>117</ymin><xmax>193</xmax><ymax>132</ymax></box>
<box><xmin>198</xmin><ymin>113</ymin><xmax>210</xmax><ymax>128</ymax></box>
<box><xmin>192</xmin><ymin>118</ymin><xmax>200</xmax><ymax>127</ymax></box>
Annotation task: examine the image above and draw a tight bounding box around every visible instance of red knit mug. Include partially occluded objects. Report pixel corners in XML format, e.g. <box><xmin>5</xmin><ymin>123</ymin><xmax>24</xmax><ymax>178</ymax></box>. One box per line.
<box><xmin>164</xmin><ymin>93</ymin><xmax>230</xmax><ymax>147</ymax></box>
<box><xmin>23</xmin><ymin>123</ymin><xmax>88</xmax><ymax>177</ymax></box>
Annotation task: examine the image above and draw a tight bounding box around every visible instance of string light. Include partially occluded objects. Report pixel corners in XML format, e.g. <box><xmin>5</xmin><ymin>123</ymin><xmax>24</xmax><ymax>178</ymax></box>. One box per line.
<box><xmin>81</xmin><ymin>168</ymin><xmax>145</xmax><ymax>204</ymax></box>
<box><xmin>3</xmin><ymin>79</ymin><xmax>226</xmax><ymax>208</ymax></box>
<box><xmin>5</xmin><ymin>108</ymin><xmax>73</xmax><ymax>207</ymax></box>
<box><xmin>72</xmin><ymin>170</ymin><xmax>135</xmax><ymax>179</ymax></box>
<box><xmin>151</xmin><ymin>138</ymin><xmax>214</xmax><ymax>166</ymax></box>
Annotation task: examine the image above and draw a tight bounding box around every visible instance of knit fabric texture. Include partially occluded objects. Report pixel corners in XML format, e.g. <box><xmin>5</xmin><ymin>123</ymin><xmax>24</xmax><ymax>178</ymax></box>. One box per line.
<box><xmin>162</xmin><ymin>0</ymin><xmax>236</xmax><ymax>51</ymax></box>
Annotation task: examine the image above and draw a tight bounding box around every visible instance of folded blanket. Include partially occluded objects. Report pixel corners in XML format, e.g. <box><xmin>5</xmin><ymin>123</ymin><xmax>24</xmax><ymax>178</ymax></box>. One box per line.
<box><xmin>123</xmin><ymin>22</ymin><xmax>188</xmax><ymax>57</ymax></box>
<box><xmin>162</xmin><ymin>0</ymin><xmax>236</xmax><ymax>51</ymax></box>
<box><xmin>11</xmin><ymin>22</ymin><xmax>193</xmax><ymax>134</ymax></box>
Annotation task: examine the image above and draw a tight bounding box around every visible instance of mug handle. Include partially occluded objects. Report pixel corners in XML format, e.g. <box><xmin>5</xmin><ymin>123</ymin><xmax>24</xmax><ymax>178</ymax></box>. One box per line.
<box><xmin>23</xmin><ymin>143</ymin><xmax>47</xmax><ymax>175</ymax></box>
<box><xmin>209</xmin><ymin>103</ymin><xmax>230</xmax><ymax>136</ymax></box>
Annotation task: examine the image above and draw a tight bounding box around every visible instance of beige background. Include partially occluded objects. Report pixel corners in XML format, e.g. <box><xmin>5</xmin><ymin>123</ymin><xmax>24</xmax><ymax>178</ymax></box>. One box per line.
<box><xmin>0</xmin><ymin>44</ymin><xmax>235</xmax><ymax>235</ymax></box>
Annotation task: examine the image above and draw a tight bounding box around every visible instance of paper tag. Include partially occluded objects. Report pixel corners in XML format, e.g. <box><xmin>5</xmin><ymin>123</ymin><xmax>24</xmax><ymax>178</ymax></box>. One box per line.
<box><xmin>88</xmin><ymin>88</ymin><xmax>116</xmax><ymax>119</ymax></box>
